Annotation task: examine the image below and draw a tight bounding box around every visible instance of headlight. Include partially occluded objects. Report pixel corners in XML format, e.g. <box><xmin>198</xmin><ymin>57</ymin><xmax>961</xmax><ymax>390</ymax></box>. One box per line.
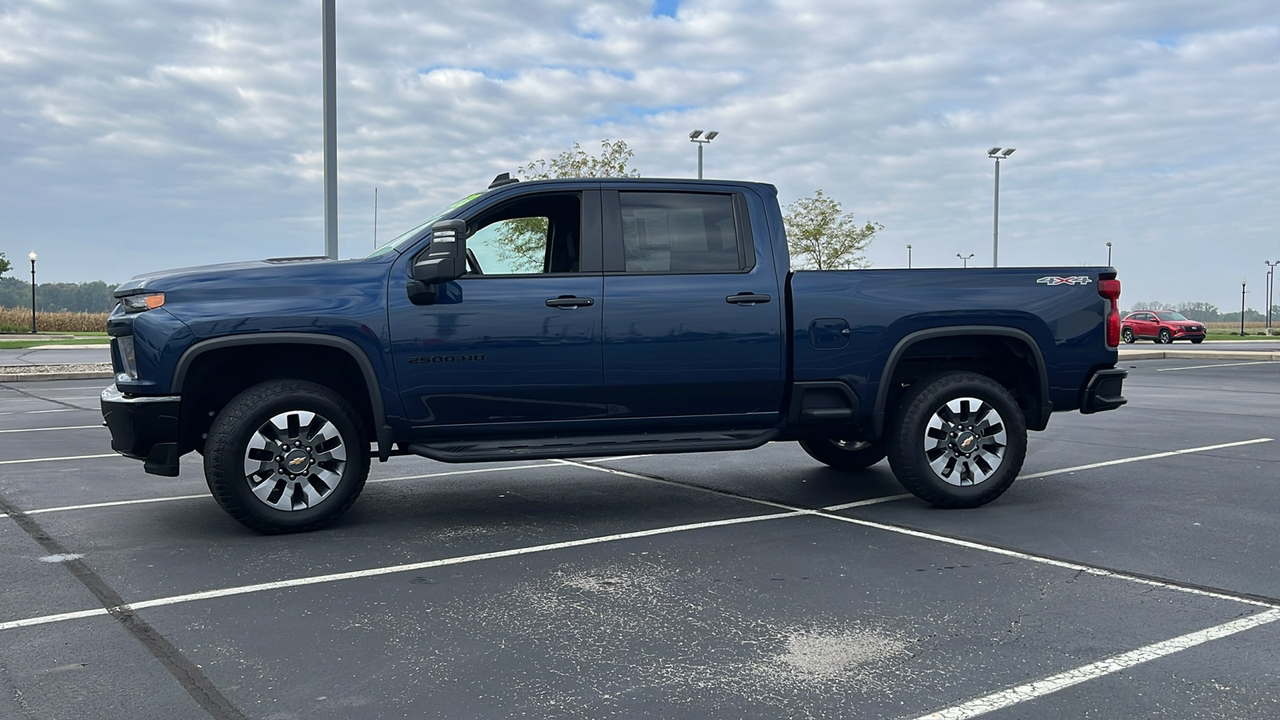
<box><xmin>115</xmin><ymin>335</ymin><xmax>138</xmax><ymax>381</ymax></box>
<box><xmin>119</xmin><ymin>292</ymin><xmax>165</xmax><ymax>313</ymax></box>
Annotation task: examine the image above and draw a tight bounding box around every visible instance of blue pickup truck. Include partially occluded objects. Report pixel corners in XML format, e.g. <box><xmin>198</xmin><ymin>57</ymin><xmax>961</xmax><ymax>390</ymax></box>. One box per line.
<box><xmin>102</xmin><ymin>175</ymin><xmax>1127</xmax><ymax>533</ymax></box>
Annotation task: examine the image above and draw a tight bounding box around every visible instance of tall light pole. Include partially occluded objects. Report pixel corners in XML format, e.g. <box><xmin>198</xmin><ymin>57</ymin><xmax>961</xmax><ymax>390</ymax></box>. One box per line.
<box><xmin>1106</xmin><ymin>241</ymin><xmax>1113</xmax><ymax>266</ymax></box>
<box><xmin>28</xmin><ymin>252</ymin><xmax>37</xmax><ymax>334</ymax></box>
<box><xmin>958</xmin><ymin>252</ymin><xmax>974</xmax><ymax>268</ymax></box>
<box><xmin>987</xmin><ymin>147</ymin><xmax>1015</xmax><ymax>267</ymax></box>
<box><xmin>1265</xmin><ymin>260</ymin><xmax>1279</xmax><ymax>331</ymax></box>
<box><xmin>689</xmin><ymin>130</ymin><xmax>718</xmax><ymax>179</ymax></box>
<box><xmin>906</xmin><ymin>244</ymin><xmax>913</xmax><ymax>269</ymax></box>
<box><xmin>322</xmin><ymin>0</ymin><xmax>338</xmax><ymax>259</ymax></box>
<box><xmin>1240</xmin><ymin>278</ymin><xmax>1248</xmax><ymax>336</ymax></box>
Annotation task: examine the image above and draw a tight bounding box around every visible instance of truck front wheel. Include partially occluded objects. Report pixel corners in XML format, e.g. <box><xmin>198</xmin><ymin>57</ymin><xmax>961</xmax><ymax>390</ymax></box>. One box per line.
<box><xmin>799</xmin><ymin>439</ymin><xmax>886</xmax><ymax>471</ymax></box>
<box><xmin>204</xmin><ymin>379</ymin><xmax>369</xmax><ymax>534</ymax></box>
<box><xmin>886</xmin><ymin>372</ymin><xmax>1027</xmax><ymax>508</ymax></box>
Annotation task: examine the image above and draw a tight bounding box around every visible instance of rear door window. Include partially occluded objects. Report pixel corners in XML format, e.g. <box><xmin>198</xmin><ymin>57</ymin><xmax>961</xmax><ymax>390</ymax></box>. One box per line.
<box><xmin>617</xmin><ymin>192</ymin><xmax>749</xmax><ymax>273</ymax></box>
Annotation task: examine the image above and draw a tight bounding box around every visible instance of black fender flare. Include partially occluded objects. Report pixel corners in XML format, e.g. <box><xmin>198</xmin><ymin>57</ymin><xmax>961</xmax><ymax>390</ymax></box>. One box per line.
<box><xmin>871</xmin><ymin>326</ymin><xmax>1051</xmax><ymax>438</ymax></box>
<box><xmin>172</xmin><ymin>333</ymin><xmax>392</xmax><ymax>459</ymax></box>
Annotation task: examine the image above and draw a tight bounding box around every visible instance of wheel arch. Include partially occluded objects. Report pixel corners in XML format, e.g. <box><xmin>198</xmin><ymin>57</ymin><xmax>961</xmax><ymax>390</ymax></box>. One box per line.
<box><xmin>871</xmin><ymin>326</ymin><xmax>1050</xmax><ymax>438</ymax></box>
<box><xmin>172</xmin><ymin>333</ymin><xmax>390</xmax><ymax>459</ymax></box>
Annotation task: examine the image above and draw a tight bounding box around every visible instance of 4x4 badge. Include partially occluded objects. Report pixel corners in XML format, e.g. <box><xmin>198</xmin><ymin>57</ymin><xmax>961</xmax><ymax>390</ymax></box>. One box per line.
<box><xmin>1036</xmin><ymin>276</ymin><xmax>1092</xmax><ymax>286</ymax></box>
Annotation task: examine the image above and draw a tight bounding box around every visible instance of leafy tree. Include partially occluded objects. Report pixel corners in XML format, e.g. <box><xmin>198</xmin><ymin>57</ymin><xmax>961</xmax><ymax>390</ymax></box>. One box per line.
<box><xmin>0</xmin><ymin>252</ymin><xmax>12</xmax><ymax>275</ymax></box>
<box><xmin>0</xmin><ymin>276</ymin><xmax>118</xmax><ymax>313</ymax></box>
<box><xmin>517</xmin><ymin>139</ymin><xmax>641</xmax><ymax>181</ymax></box>
<box><xmin>1173</xmin><ymin>301</ymin><xmax>1221</xmax><ymax>322</ymax></box>
<box><xmin>1129</xmin><ymin>300</ymin><xmax>1172</xmax><ymax>311</ymax></box>
<box><xmin>495</xmin><ymin>140</ymin><xmax>642</xmax><ymax>271</ymax></box>
<box><xmin>783</xmin><ymin>189</ymin><xmax>882</xmax><ymax>270</ymax></box>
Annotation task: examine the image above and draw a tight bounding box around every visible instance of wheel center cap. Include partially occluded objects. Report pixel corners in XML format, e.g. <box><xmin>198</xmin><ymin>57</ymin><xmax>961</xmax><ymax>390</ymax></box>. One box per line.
<box><xmin>283</xmin><ymin>449</ymin><xmax>310</xmax><ymax>472</ymax></box>
<box><xmin>956</xmin><ymin>431</ymin><xmax>979</xmax><ymax>453</ymax></box>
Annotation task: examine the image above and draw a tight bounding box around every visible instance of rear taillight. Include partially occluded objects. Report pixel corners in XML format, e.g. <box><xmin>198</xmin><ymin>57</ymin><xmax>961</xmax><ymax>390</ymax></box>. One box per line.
<box><xmin>1099</xmin><ymin>278</ymin><xmax>1122</xmax><ymax>347</ymax></box>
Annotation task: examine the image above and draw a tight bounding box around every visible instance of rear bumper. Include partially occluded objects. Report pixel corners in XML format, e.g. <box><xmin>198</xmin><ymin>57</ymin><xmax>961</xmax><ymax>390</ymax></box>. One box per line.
<box><xmin>1080</xmin><ymin>367</ymin><xmax>1127</xmax><ymax>414</ymax></box>
<box><xmin>100</xmin><ymin>384</ymin><xmax>182</xmax><ymax>476</ymax></box>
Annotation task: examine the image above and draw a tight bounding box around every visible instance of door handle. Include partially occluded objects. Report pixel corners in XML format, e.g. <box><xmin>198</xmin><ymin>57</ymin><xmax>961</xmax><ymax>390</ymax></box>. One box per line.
<box><xmin>546</xmin><ymin>295</ymin><xmax>595</xmax><ymax>308</ymax></box>
<box><xmin>726</xmin><ymin>293</ymin><xmax>772</xmax><ymax>305</ymax></box>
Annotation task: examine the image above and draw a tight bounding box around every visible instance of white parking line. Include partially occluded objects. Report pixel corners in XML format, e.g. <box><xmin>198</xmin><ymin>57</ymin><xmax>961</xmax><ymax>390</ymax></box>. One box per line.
<box><xmin>1156</xmin><ymin>361</ymin><xmax>1280</xmax><ymax>372</ymax></box>
<box><xmin>0</xmin><ymin>463</ymin><xmax>568</xmax><ymax>519</ymax></box>
<box><xmin>0</xmin><ymin>453</ymin><xmax>120</xmax><ymax>466</ymax></box>
<box><xmin>824</xmin><ymin>494</ymin><xmax>913</xmax><ymax>511</ymax></box>
<box><xmin>1020</xmin><ymin>438</ymin><xmax>1273</xmax><ymax>479</ymax></box>
<box><xmin>0</xmin><ymin>425</ymin><xmax>103</xmax><ymax>434</ymax></box>
<box><xmin>0</xmin><ymin>510</ymin><xmax>802</xmax><ymax>632</ymax></box>
<box><xmin>914</xmin><ymin>609</ymin><xmax>1280</xmax><ymax>720</ymax></box>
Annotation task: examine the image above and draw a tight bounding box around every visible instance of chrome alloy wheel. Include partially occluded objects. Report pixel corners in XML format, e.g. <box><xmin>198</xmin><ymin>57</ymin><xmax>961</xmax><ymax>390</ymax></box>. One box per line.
<box><xmin>243</xmin><ymin>410</ymin><xmax>347</xmax><ymax>511</ymax></box>
<box><xmin>923</xmin><ymin>397</ymin><xmax>1008</xmax><ymax>487</ymax></box>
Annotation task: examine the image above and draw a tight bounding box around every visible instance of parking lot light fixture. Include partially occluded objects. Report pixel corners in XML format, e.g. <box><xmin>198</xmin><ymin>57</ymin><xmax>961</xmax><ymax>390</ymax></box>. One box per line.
<box><xmin>1106</xmin><ymin>242</ymin><xmax>1113</xmax><ymax>266</ymax></box>
<box><xmin>28</xmin><ymin>251</ymin><xmax>37</xmax><ymax>334</ymax></box>
<box><xmin>987</xmin><ymin>147</ymin><xmax>1014</xmax><ymax>267</ymax></box>
<box><xmin>907</xmin><ymin>244</ymin><xmax>912</xmax><ymax>268</ymax></box>
<box><xmin>1241</xmin><ymin>278</ymin><xmax>1248</xmax><ymax>336</ymax></box>
<box><xmin>958</xmin><ymin>252</ymin><xmax>974</xmax><ymax>268</ymax></box>
<box><xmin>689</xmin><ymin>130</ymin><xmax>719</xmax><ymax>179</ymax></box>
<box><xmin>1265</xmin><ymin>260</ymin><xmax>1279</xmax><ymax>331</ymax></box>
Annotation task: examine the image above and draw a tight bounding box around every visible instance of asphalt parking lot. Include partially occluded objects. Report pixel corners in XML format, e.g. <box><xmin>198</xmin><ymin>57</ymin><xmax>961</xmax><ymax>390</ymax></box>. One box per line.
<box><xmin>2</xmin><ymin>357</ymin><xmax>1278</xmax><ymax>719</ymax></box>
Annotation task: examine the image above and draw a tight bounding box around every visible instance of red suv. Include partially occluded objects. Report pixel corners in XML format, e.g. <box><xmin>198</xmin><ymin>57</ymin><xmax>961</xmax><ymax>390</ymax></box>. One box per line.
<box><xmin>1121</xmin><ymin>310</ymin><xmax>1206</xmax><ymax>344</ymax></box>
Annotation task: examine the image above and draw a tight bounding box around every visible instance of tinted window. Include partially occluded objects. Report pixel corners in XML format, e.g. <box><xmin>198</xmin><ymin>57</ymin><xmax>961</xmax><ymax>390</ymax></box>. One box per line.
<box><xmin>466</xmin><ymin>193</ymin><xmax>582</xmax><ymax>275</ymax></box>
<box><xmin>619</xmin><ymin>192</ymin><xmax>743</xmax><ymax>272</ymax></box>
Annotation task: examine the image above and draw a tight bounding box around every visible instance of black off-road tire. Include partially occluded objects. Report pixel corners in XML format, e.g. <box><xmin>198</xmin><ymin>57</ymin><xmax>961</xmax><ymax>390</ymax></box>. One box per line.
<box><xmin>885</xmin><ymin>372</ymin><xmax>1027</xmax><ymax>509</ymax></box>
<box><xmin>1159</xmin><ymin>328</ymin><xmax>1173</xmax><ymax>344</ymax></box>
<box><xmin>799</xmin><ymin>439</ymin><xmax>887</xmax><ymax>471</ymax></box>
<box><xmin>1121</xmin><ymin>328</ymin><xmax>1135</xmax><ymax>344</ymax></box>
<box><xmin>204</xmin><ymin>379</ymin><xmax>369</xmax><ymax>534</ymax></box>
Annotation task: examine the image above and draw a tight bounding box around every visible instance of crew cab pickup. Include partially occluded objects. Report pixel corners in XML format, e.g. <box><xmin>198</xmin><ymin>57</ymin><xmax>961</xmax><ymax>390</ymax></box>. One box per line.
<box><xmin>102</xmin><ymin>175</ymin><xmax>1127</xmax><ymax>533</ymax></box>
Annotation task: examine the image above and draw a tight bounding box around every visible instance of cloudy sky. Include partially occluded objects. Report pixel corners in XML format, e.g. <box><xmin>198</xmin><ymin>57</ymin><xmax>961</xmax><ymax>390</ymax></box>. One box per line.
<box><xmin>2</xmin><ymin>0</ymin><xmax>1278</xmax><ymax>310</ymax></box>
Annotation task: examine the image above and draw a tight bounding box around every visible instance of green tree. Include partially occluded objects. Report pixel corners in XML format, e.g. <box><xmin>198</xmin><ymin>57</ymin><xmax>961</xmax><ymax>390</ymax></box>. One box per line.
<box><xmin>783</xmin><ymin>189</ymin><xmax>882</xmax><ymax>270</ymax></box>
<box><xmin>0</xmin><ymin>252</ymin><xmax>11</xmax><ymax>275</ymax></box>
<box><xmin>1173</xmin><ymin>301</ymin><xmax>1221</xmax><ymax>322</ymax></box>
<box><xmin>1129</xmin><ymin>300</ymin><xmax>1172</xmax><ymax>311</ymax></box>
<box><xmin>495</xmin><ymin>140</ymin><xmax>642</xmax><ymax>271</ymax></box>
<box><xmin>517</xmin><ymin>139</ymin><xmax>641</xmax><ymax>181</ymax></box>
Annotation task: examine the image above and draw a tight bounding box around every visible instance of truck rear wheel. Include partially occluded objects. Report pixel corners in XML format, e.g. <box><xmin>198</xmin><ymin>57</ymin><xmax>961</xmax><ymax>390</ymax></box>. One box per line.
<box><xmin>204</xmin><ymin>379</ymin><xmax>369</xmax><ymax>534</ymax></box>
<box><xmin>886</xmin><ymin>372</ymin><xmax>1026</xmax><ymax>508</ymax></box>
<box><xmin>799</xmin><ymin>439</ymin><xmax>886</xmax><ymax>471</ymax></box>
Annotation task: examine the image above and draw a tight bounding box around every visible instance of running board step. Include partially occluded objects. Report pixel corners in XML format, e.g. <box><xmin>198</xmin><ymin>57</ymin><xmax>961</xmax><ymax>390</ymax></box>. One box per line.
<box><xmin>408</xmin><ymin>429</ymin><xmax>780</xmax><ymax>464</ymax></box>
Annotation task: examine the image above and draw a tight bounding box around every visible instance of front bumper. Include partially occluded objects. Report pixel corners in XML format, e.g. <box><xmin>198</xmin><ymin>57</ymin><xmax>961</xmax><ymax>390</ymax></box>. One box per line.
<box><xmin>1080</xmin><ymin>367</ymin><xmax>1127</xmax><ymax>414</ymax></box>
<box><xmin>100</xmin><ymin>384</ymin><xmax>182</xmax><ymax>476</ymax></box>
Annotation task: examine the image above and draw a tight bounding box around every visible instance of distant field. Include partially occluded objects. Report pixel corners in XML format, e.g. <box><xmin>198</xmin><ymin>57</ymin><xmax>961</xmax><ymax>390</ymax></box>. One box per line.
<box><xmin>0</xmin><ymin>306</ymin><xmax>109</xmax><ymax>333</ymax></box>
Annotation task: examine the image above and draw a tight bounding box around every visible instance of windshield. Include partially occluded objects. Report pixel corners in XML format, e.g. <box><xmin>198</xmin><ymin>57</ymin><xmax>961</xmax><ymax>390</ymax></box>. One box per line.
<box><xmin>365</xmin><ymin>192</ymin><xmax>484</xmax><ymax>258</ymax></box>
<box><xmin>1154</xmin><ymin>311</ymin><xmax>1189</xmax><ymax>321</ymax></box>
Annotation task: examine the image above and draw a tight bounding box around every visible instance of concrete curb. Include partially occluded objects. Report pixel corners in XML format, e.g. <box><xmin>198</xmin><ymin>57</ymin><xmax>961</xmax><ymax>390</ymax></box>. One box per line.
<box><xmin>1119</xmin><ymin>350</ymin><xmax>1280</xmax><ymax>361</ymax></box>
<box><xmin>0</xmin><ymin>370</ymin><xmax>114</xmax><ymax>383</ymax></box>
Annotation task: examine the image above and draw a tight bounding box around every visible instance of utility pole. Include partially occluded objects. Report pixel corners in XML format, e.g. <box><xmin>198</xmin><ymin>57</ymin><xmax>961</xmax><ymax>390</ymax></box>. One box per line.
<box><xmin>323</xmin><ymin>0</ymin><xmax>338</xmax><ymax>259</ymax></box>
<box><xmin>987</xmin><ymin>147</ymin><xmax>1015</xmax><ymax>267</ymax></box>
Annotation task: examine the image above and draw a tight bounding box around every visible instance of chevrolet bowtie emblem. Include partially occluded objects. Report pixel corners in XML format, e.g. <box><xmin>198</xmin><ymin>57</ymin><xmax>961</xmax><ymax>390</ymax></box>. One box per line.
<box><xmin>289</xmin><ymin>456</ymin><xmax>307</xmax><ymax>467</ymax></box>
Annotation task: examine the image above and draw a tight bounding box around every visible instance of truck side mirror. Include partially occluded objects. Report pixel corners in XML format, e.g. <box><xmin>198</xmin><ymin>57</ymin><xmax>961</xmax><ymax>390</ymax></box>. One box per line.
<box><xmin>411</xmin><ymin>219</ymin><xmax>469</xmax><ymax>283</ymax></box>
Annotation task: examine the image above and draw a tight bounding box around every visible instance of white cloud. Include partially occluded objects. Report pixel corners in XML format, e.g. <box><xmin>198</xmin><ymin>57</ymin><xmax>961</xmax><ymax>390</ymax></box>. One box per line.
<box><xmin>0</xmin><ymin>0</ymin><xmax>1277</xmax><ymax>310</ymax></box>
